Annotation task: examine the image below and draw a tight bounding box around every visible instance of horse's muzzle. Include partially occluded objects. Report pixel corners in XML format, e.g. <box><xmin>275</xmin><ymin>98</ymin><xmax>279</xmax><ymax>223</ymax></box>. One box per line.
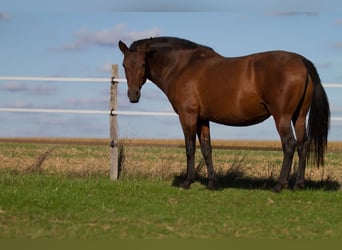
<box><xmin>128</xmin><ymin>89</ymin><xmax>141</xmax><ymax>103</ymax></box>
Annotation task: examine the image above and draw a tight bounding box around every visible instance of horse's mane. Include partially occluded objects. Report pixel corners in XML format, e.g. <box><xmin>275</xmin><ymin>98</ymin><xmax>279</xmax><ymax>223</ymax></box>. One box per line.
<box><xmin>129</xmin><ymin>37</ymin><xmax>213</xmax><ymax>52</ymax></box>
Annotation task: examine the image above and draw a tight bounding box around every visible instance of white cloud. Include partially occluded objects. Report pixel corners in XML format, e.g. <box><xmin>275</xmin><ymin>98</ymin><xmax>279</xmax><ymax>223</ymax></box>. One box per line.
<box><xmin>336</xmin><ymin>19</ymin><xmax>342</xmax><ymax>26</ymax></box>
<box><xmin>266</xmin><ymin>11</ymin><xmax>318</xmax><ymax>17</ymax></box>
<box><xmin>55</xmin><ymin>24</ymin><xmax>160</xmax><ymax>51</ymax></box>
<box><xmin>0</xmin><ymin>82</ymin><xmax>26</xmax><ymax>92</ymax></box>
<box><xmin>110</xmin><ymin>0</ymin><xmax>220</xmax><ymax>11</ymax></box>
<box><xmin>330</xmin><ymin>42</ymin><xmax>342</xmax><ymax>50</ymax></box>
<box><xmin>63</xmin><ymin>96</ymin><xmax>108</xmax><ymax>109</ymax></box>
<box><xmin>29</xmin><ymin>85</ymin><xmax>58</xmax><ymax>96</ymax></box>
<box><xmin>317</xmin><ymin>62</ymin><xmax>333</xmax><ymax>69</ymax></box>
<box><xmin>0</xmin><ymin>82</ymin><xmax>58</xmax><ymax>96</ymax></box>
<box><xmin>97</xmin><ymin>62</ymin><xmax>113</xmax><ymax>74</ymax></box>
<box><xmin>12</xmin><ymin>101</ymin><xmax>33</xmax><ymax>109</ymax></box>
<box><xmin>0</xmin><ymin>12</ymin><xmax>11</xmax><ymax>21</ymax></box>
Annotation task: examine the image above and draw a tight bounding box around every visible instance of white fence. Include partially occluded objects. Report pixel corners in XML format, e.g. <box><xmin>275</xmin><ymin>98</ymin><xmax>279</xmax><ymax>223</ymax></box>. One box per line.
<box><xmin>1</xmin><ymin>66</ymin><xmax>342</xmax><ymax>179</ymax></box>
<box><xmin>0</xmin><ymin>75</ymin><xmax>177</xmax><ymax>117</ymax></box>
<box><xmin>0</xmin><ymin>75</ymin><xmax>341</xmax><ymax>120</ymax></box>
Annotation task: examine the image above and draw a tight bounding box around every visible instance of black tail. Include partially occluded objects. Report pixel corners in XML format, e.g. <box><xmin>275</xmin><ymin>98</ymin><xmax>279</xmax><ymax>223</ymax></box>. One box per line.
<box><xmin>303</xmin><ymin>58</ymin><xmax>330</xmax><ymax>166</ymax></box>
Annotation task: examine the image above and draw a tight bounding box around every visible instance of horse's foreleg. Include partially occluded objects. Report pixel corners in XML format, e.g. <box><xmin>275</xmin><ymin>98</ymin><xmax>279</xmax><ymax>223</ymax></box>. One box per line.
<box><xmin>182</xmin><ymin>133</ymin><xmax>196</xmax><ymax>189</ymax></box>
<box><xmin>197</xmin><ymin>120</ymin><xmax>217</xmax><ymax>190</ymax></box>
<box><xmin>179</xmin><ymin>115</ymin><xmax>197</xmax><ymax>189</ymax></box>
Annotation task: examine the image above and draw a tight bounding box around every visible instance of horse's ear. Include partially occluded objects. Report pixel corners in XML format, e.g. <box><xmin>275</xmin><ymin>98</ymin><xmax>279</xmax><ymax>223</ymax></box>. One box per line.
<box><xmin>118</xmin><ymin>40</ymin><xmax>128</xmax><ymax>54</ymax></box>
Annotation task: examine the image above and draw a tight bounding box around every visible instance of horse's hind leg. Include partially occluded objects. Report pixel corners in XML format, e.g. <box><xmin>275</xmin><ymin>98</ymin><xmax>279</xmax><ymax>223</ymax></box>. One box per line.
<box><xmin>197</xmin><ymin>120</ymin><xmax>217</xmax><ymax>190</ymax></box>
<box><xmin>293</xmin><ymin>113</ymin><xmax>310</xmax><ymax>190</ymax></box>
<box><xmin>295</xmin><ymin>134</ymin><xmax>309</xmax><ymax>190</ymax></box>
<box><xmin>274</xmin><ymin>117</ymin><xmax>297</xmax><ymax>192</ymax></box>
<box><xmin>292</xmin><ymin>80</ymin><xmax>313</xmax><ymax>190</ymax></box>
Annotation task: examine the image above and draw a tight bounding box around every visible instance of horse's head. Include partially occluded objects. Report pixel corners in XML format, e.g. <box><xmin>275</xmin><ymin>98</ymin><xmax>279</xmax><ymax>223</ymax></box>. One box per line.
<box><xmin>118</xmin><ymin>40</ymin><xmax>151</xmax><ymax>103</ymax></box>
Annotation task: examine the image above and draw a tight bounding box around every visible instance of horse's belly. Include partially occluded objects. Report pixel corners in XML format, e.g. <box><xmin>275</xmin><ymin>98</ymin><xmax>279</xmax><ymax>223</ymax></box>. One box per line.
<box><xmin>202</xmin><ymin>101</ymin><xmax>271</xmax><ymax>126</ymax></box>
<box><xmin>213</xmin><ymin>113</ymin><xmax>271</xmax><ymax>126</ymax></box>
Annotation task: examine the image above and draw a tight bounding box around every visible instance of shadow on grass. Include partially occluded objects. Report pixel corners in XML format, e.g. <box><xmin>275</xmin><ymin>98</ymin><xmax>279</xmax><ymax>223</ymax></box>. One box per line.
<box><xmin>172</xmin><ymin>168</ymin><xmax>341</xmax><ymax>191</ymax></box>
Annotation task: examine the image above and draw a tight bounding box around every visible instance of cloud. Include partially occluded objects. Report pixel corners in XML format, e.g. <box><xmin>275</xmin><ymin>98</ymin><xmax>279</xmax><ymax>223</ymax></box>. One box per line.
<box><xmin>29</xmin><ymin>85</ymin><xmax>58</xmax><ymax>96</ymax></box>
<box><xmin>0</xmin><ymin>12</ymin><xmax>11</xmax><ymax>21</ymax></box>
<box><xmin>12</xmin><ymin>101</ymin><xmax>33</xmax><ymax>108</ymax></box>
<box><xmin>266</xmin><ymin>11</ymin><xmax>318</xmax><ymax>17</ymax></box>
<box><xmin>2</xmin><ymin>101</ymin><xmax>33</xmax><ymax>109</ymax></box>
<box><xmin>63</xmin><ymin>96</ymin><xmax>108</xmax><ymax>109</ymax></box>
<box><xmin>336</xmin><ymin>19</ymin><xmax>342</xmax><ymax>26</ymax></box>
<box><xmin>97</xmin><ymin>62</ymin><xmax>113</xmax><ymax>74</ymax></box>
<box><xmin>110</xmin><ymin>0</ymin><xmax>224</xmax><ymax>11</ymax></box>
<box><xmin>330</xmin><ymin>42</ymin><xmax>342</xmax><ymax>50</ymax></box>
<box><xmin>0</xmin><ymin>82</ymin><xmax>58</xmax><ymax>96</ymax></box>
<box><xmin>0</xmin><ymin>82</ymin><xmax>26</xmax><ymax>92</ymax></box>
<box><xmin>54</xmin><ymin>24</ymin><xmax>160</xmax><ymax>51</ymax></box>
<box><xmin>317</xmin><ymin>62</ymin><xmax>333</xmax><ymax>69</ymax></box>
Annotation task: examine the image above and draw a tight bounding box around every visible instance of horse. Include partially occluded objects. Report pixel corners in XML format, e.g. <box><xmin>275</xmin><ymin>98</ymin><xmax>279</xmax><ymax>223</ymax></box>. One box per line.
<box><xmin>118</xmin><ymin>36</ymin><xmax>330</xmax><ymax>192</ymax></box>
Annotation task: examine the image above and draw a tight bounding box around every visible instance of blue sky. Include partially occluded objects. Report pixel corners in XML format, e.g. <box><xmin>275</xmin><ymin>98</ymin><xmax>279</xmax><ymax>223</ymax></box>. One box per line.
<box><xmin>0</xmin><ymin>0</ymin><xmax>342</xmax><ymax>140</ymax></box>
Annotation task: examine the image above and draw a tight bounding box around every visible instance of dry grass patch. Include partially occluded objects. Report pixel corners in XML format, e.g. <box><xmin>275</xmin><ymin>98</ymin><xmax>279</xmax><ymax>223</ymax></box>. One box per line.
<box><xmin>0</xmin><ymin>140</ymin><xmax>341</xmax><ymax>189</ymax></box>
<box><xmin>0</xmin><ymin>143</ymin><xmax>109</xmax><ymax>177</ymax></box>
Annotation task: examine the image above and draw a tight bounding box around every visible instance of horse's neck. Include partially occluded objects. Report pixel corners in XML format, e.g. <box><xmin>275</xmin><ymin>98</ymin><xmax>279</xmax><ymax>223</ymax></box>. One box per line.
<box><xmin>147</xmin><ymin>48</ymin><xmax>213</xmax><ymax>92</ymax></box>
<box><xmin>146</xmin><ymin>50</ymin><xmax>187</xmax><ymax>93</ymax></box>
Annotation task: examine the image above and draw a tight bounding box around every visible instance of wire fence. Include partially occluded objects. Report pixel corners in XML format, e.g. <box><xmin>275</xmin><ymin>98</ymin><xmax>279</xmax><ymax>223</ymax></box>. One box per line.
<box><xmin>0</xmin><ymin>75</ymin><xmax>176</xmax><ymax>116</ymax></box>
<box><xmin>0</xmin><ymin>75</ymin><xmax>341</xmax><ymax>120</ymax></box>
<box><xmin>0</xmin><ymin>107</ymin><xmax>178</xmax><ymax>116</ymax></box>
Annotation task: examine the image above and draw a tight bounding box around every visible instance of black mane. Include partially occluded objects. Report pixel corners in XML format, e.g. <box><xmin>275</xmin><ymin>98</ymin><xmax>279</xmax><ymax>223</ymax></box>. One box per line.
<box><xmin>129</xmin><ymin>37</ymin><xmax>213</xmax><ymax>52</ymax></box>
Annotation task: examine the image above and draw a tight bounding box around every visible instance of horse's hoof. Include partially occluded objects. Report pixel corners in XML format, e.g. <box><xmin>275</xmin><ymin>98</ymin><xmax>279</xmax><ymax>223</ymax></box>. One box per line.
<box><xmin>181</xmin><ymin>182</ymin><xmax>191</xmax><ymax>190</ymax></box>
<box><xmin>206</xmin><ymin>179</ymin><xmax>218</xmax><ymax>191</ymax></box>
<box><xmin>273</xmin><ymin>184</ymin><xmax>283</xmax><ymax>193</ymax></box>
<box><xmin>273</xmin><ymin>181</ymin><xmax>289</xmax><ymax>193</ymax></box>
<box><xmin>294</xmin><ymin>182</ymin><xmax>305</xmax><ymax>191</ymax></box>
<box><xmin>206</xmin><ymin>185</ymin><xmax>217</xmax><ymax>191</ymax></box>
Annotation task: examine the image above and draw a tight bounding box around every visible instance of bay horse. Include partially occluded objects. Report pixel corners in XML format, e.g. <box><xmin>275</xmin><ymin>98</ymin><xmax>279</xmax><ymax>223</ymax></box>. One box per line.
<box><xmin>118</xmin><ymin>37</ymin><xmax>330</xmax><ymax>192</ymax></box>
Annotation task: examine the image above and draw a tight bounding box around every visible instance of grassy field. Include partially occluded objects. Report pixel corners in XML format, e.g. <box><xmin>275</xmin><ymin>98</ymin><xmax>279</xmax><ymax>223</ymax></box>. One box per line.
<box><xmin>0</xmin><ymin>139</ymin><xmax>341</xmax><ymax>239</ymax></box>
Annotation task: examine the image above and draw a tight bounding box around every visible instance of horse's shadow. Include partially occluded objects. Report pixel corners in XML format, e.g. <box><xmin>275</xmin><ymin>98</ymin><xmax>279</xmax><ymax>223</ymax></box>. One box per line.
<box><xmin>172</xmin><ymin>167</ymin><xmax>340</xmax><ymax>191</ymax></box>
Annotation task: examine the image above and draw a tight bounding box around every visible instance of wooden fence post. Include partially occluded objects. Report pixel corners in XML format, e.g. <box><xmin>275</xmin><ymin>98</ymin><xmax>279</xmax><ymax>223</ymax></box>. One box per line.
<box><xmin>110</xmin><ymin>64</ymin><xmax>119</xmax><ymax>180</ymax></box>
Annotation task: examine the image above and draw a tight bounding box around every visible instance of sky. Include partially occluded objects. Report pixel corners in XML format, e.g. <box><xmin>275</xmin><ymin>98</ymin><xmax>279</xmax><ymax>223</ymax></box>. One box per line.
<box><xmin>0</xmin><ymin>0</ymin><xmax>342</xmax><ymax>141</ymax></box>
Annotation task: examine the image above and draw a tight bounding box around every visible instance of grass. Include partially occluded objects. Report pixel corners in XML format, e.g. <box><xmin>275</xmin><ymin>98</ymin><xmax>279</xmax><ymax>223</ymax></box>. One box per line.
<box><xmin>0</xmin><ymin>170</ymin><xmax>341</xmax><ymax>239</ymax></box>
<box><xmin>0</xmin><ymin>140</ymin><xmax>341</xmax><ymax>239</ymax></box>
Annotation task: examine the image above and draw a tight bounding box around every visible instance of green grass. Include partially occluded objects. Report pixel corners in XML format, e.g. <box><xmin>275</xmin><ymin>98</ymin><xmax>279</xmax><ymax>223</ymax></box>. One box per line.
<box><xmin>0</xmin><ymin>170</ymin><xmax>341</xmax><ymax>239</ymax></box>
<box><xmin>0</xmin><ymin>141</ymin><xmax>341</xmax><ymax>239</ymax></box>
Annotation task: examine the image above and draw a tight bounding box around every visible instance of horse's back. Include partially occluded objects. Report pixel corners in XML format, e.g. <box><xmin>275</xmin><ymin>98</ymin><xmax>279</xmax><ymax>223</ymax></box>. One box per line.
<box><xmin>178</xmin><ymin>50</ymin><xmax>309</xmax><ymax>126</ymax></box>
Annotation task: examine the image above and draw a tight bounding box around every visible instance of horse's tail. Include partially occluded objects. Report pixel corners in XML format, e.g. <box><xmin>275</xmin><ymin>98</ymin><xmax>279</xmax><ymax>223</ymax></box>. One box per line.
<box><xmin>303</xmin><ymin>57</ymin><xmax>330</xmax><ymax>166</ymax></box>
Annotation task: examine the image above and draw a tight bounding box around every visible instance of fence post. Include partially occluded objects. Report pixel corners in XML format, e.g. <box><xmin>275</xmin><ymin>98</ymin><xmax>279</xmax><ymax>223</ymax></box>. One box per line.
<box><xmin>110</xmin><ymin>64</ymin><xmax>119</xmax><ymax>180</ymax></box>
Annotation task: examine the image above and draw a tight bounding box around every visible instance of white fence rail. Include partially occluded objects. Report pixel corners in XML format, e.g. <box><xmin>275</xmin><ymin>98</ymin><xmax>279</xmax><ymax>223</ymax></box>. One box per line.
<box><xmin>0</xmin><ymin>108</ymin><xmax>340</xmax><ymax>120</ymax></box>
<box><xmin>1</xmin><ymin>68</ymin><xmax>342</xmax><ymax>180</ymax></box>
<box><xmin>0</xmin><ymin>75</ymin><xmax>341</xmax><ymax>120</ymax></box>
<box><xmin>0</xmin><ymin>75</ymin><xmax>341</xmax><ymax>87</ymax></box>
<box><xmin>0</xmin><ymin>76</ymin><xmax>341</xmax><ymax>119</ymax></box>
<box><xmin>0</xmin><ymin>108</ymin><xmax>177</xmax><ymax>116</ymax></box>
